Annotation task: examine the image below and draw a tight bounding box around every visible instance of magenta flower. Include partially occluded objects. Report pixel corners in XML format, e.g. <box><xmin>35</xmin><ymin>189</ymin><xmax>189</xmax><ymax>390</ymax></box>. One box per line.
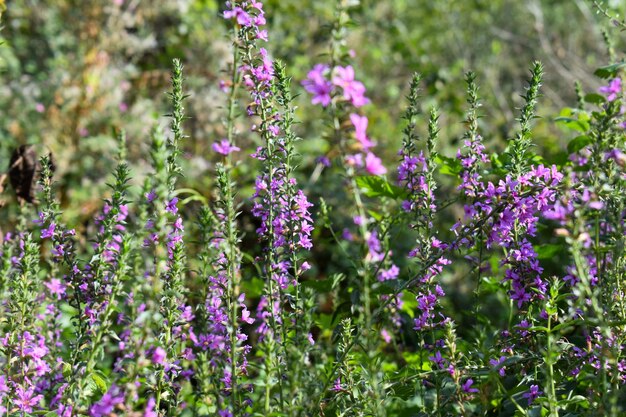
<box><xmin>151</xmin><ymin>346</ymin><xmax>167</xmax><ymax>365</ymax></box>
<box><xmin>381</xmin><ymin>328</ymin><xmax>392</xmax><ymax>343</ymax></box>
<box><xmin>45</xmin><ymin>278</ymin><xmax>66</xmax><ymax>299</ymax></box>
<box><xmin>599</xmin><ymin>77</ymin><xmax>622</xmax><ymax>101</ymax></box>
<box><xmin>331</xmin><ymin>378</ymin><xmax>343</xmax><ymax>392</ymax></box>
<box><xmin>378</xmin><ymin>264</ymin><xmax>399</xmax><ymax>281</ymax></box>
<box><xmin>14</xmin><ymin>386</ymin><xmax>43</xmax><ymax>413</ymax></box>
<box><xmin>302</xmin><ymin>64</ymin><xmax>333</xmax><ymax>107</ymax></box>
<box><xmin>332</xmin><ymin>65</ymin><xmax>370</xmax><ymax>107</ymax></box>
<box><xmin>350</xmin><ymin>113</ymin><xmax>374</xmax><ymax>149</ymax></box>
<box><xmin>223</xmin><ymin>6</ymin><xmax>252</xmax><ymax>26</ymax></box>
<box><xmin>212</xmin><ymin>139</ymin><xmax>241</xmax><ymax>156</ymax></box>
<box><xmin>365</xmin><ymin>152</ymin><xmax>387</xmax><ymax>175</ymax></box>
<box><xmin>346</xmin><ymin>153</ymin><xmax>364</xmax><ymax>168</ymax></box>
<box><xmin>144</xmin><ymin>397</ymin><xmax>157</xmax><ymax>417</ymax></box>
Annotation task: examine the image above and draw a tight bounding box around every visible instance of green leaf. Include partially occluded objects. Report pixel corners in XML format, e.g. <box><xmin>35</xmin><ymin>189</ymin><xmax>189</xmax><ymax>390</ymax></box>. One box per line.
<box><xmin>555</xmin><ymin>117</ymin><xmax>590</xmax><ymax>133</ymax></box>
<box><xmin>567</xmin><ymin>135</ymin><xmax>592</xmax><ymax>154</ymax></box>
<box><xmin>241</xmin><ymin>277</ymin><xmax>264</xmax><ymax>298</ymax></box>
<box><xmin>434</xmin><ymin>155</ymin><xmax>462</xmax><ymax>176</ymax></box>
<box><xmin>355</xmin><ymin>175</ymin><xmax>408</xmax><ymax>199</ymax></box>
<box><xmin>301</xmin><ymin>279</ymin><xmax>333</xmax><ymax>292</ymax></box>
<box><xmin>535</xmin><ymin>243</ymin><xmax>562</xmax><ymax>260</ymax></box>
<box><xmin>594</xmin><ymin>63</ymin><xmax>626</xmax><ymax>79</ymax></box>
<box><xmin>62</xmin><ymin>362</ymin><xmax>73</xmax><ymax>379</ymax></box>
<box><xmin>372</xmin><ymin>281</ymin><xmax>400</xmax><ymax>295</ymax></box>
<box><xmin>90</xmin><ymin>371</ymin><xmax>109</xmax><ymax>395</ymax></box>
<box><xmin>368</xmin><ymin>209</ymin><xmax>383</xmax><ymax>221</ymax></box>
<box><xmin>558</xmin><ymin>395</ymin><xmax>589</xmax><ymax>408</ymax></box>
<box><xmin>552</xmin><ymin>319</ymin><xmax>583</xmax><ymax>333</ymax></box>
<box><xmin>584</xmin><ymin>93</ymin><xmax>605</xmax><ymax>104</ymax></box>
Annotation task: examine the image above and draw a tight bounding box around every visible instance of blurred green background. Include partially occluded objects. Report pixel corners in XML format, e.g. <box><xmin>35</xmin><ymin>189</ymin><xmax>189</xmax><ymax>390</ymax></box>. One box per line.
<box><xmin>0</xmin><ymin>0</ymin><xmax>623</xmax><ymax>226</ymax></box>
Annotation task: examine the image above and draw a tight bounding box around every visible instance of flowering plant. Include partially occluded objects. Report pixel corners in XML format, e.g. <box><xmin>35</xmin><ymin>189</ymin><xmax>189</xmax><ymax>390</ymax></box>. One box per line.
<box><xmin>0</xmin><ymin>1</ymin><xmax>624</xmax><ymax>416</ymax></box>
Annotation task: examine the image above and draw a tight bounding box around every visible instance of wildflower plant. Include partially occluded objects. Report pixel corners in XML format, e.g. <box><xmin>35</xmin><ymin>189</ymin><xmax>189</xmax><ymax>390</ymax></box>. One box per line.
<box><xmin>0</xmin><ymin>1</ymin><xmax>625</xmax><ymax>417</ymax></box>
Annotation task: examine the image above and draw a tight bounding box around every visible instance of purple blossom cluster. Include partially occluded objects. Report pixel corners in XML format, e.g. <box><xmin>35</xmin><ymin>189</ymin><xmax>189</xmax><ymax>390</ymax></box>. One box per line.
<box><xmin>454</xmin><ymin>133</ymin><xmax>563</xmax><ymax>307</ymax></box>
<box><xmin>93</xmin><ymin>203</ymin><xmax>128</xmax><ymax>263</ymax></box>
<box><xmin>0</xmin><ymin>331</ymin><xmax>50</xmax><ymax>414</ymax></box>
<box><xmin>1</xmin><ymin>2</ymin><xmax>625</xmax><ymax>416</ymax></box>
<box><xmin>397</xmin><ymin>149</ymin><xmax>451</xmax><ymax>331</ymax></box>
<box><xmin>302</xmin><ymin>64</ymin><xmax>369</xmax><ymax>108</ymax></box>
<box><xmin>225</xmin><ymin>0</ymin><xmax>314</xmax><ymax>340</ymax></box>
<box><xmin>569</xmin><ymin>328</ymin><xmax>626</xmax><ymax>382</ymax></box>
<box><xmin>189</xmin><ymin>263</ymin><xmax>253</xmax><ymax>410</ymax></box>
<box><xmin>303</xmin><ymin>63</ymin><xmax>387</xmax><ymax>176</ymax></box>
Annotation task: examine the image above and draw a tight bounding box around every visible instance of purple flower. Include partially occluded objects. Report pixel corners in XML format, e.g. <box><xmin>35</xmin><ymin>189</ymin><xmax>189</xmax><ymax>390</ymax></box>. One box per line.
<box><xmin>41</xmin><ymin>223</ymin><xmax>56</xmax><ymax>239</ymax></box>
<box><xmin>378</xmin><ymin>264</ymin><xmax>399</xmax><ymax>281</ymax></box>
<box><xmin>302</xmin><ymin>64</ymin><xmax>333</xmax><ymax>107</ymax></box>
<box><xmin>89</xmin><ymin>385</ymin><xmax>125</xmax><ymax>417</ymax></box>
<box><xmin>462</xmin><ymin>378</ymin><xmax>479</xmax><ymax>393</ymax></box>
<box><xmin>489</xmin><ymin>356</ymin><xmax>507</xmax><ymax>376</ymax></box>
<box><xmin>522</xmin><ymin>384</ymin><xmax>542</xmax><ymax>405</ymax></box>
<box><xmin>298</xmin><ymin>233</ymin><xmax>313</xmax><ymax>249</ymax></box>
<box><xmin>317</xmin><ymin>156</ymin><xmax>331</xmax><ymax>167</ymax></box>
<box><xmin>331</xmin><ymin>378</ymin><xmax>343</xmax><ymax>392</ymax></box>
<box><xmin>429</xmin><ymin>351</ymin><xmax>446</xmax><ymax>369</ymax></box>
<box><xmin>145</xmin><ymin>190</ymin><xmax>157</xmax><ymax>203</ymax></box>
<box><xmin>165</xmin><ymin>197</ymin><xmax>179</xmax><ymax>214</ymax></box>
<box><xmin>599</xmin><ymin>78</ymin><xmax>622</xmax><ymax>101</ymax></box>
<box><xmin>212</xmin><ymin>139</ymin><xmax>241</xmax><ymax>155</ymax></box>
<box><xmin>144</xmin><ymin>397</ymin><xmax>157</xmax><ymax>417</ymax></box>
<box><xmin>45</xmin><ymin>278</ymin><xmax>66</xmax><ymax>299</ymax></box>
<box><xmin>14</xmin><ymin>386</ymin><xmax>43</xmax><ymax>413</ymax></box>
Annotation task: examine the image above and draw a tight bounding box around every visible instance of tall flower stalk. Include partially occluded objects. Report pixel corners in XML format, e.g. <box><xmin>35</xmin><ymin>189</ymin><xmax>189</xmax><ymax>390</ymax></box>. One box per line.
<box><xmin>224</xmin><ymin>1</ymin><xmax>314</xmax><ymax>414</ymax></box>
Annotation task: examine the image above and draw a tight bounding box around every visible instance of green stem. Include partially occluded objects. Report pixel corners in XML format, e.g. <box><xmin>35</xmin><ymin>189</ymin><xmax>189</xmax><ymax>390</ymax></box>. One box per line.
<box><xmin>545</xmin><ymin>316</ymin><xmax>558</xmax><ymax>417</ymax></box>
